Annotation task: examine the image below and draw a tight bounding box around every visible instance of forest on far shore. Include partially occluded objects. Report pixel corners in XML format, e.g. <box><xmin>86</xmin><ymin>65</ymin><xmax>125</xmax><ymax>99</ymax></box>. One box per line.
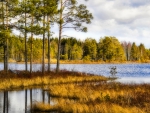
<box><xmin>1</xmin><ymin>35</ymin><xmax>150</xmax><ymax>63</ymax></box>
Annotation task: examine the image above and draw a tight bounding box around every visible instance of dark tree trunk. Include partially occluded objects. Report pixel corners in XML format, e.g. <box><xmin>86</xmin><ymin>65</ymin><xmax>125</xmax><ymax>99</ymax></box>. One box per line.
<box><xmin>30</xmin><ymin>15</ymin><xmax>34</xmax><ymax>75</ymax></box>
<box><xmin>42</xmin><ymin>8</ymin><xmax>46</xmax><ymax>75</ymax></box>
<box><xmin>47</xmin><ymin>15</ymin><xmax>51</xmax><ymax>72</ymax></box>
<box><xmin>24</xmin><ymin>0</ymin><xmax>28</xmax><ymax>71</ymax></box>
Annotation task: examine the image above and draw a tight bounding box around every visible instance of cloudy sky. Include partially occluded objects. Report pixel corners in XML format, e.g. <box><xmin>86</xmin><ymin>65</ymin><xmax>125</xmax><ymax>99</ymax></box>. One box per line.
<box><xmin>52</xmin><ymin>0</ymin><xmax>150</xmax><ymax>48</ymax></box>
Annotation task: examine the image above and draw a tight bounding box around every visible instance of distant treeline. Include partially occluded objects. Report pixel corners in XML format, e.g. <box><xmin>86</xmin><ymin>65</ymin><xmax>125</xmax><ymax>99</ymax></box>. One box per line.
<box><xmin>0</xmin><ymin>36</ymin><xmax>150</xmax><ymax>62</ymax></box>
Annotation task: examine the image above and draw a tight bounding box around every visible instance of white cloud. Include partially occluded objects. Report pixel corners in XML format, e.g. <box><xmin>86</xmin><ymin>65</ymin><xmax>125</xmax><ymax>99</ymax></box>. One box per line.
<box><xmin>51</xmin><ymin>0</ymin><xmax>150</xmax><ymax>48</ymax></box>
<box><xmin>79</xmin><ymin>0</ymin><xmax>150</xmax><ymax>48</ymax></box>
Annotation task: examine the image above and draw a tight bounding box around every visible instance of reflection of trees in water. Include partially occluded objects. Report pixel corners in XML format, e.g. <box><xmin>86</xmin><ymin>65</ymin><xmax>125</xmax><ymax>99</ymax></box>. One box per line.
<box><xmin>3</xmin><ymin>91</ymin><xmax>9</xmax><ymax>113</ymax></box>
<box><xmin>42</xmin><ymin>90</ymin><xmax>45</xmax><ymax>103</ymax></box>
<box><xmin>48</xmin><ymin>91</ymin><xmax>50</xmax><ymax>104</ymax></box>
<box><xmin>0</xmin><ymin>89</ymin><xmax>51</xmax><ymax>113</ymax></box>
<box><xmin>42</xmin><ymin>90</ymin><xmax>51</xmax><ymax>105</ymax></box>
<box><xmin>0</xmin><ymin>93</ymin><xmax>3</xmax><ymax>112</ymax></box>
<box><xmin>30</xmin><ymin>89</ymin><xmax>32</xmax><ymax>113</ymax></box>
<box><xmin>25</xmin><ymin>90</ymin><xmax>27</xmax><ymax>113</ymax></box>
<box><xmin>25</xmin><ymin>89</ymin><xmax>33</xmax><ymax>113</ymax></box>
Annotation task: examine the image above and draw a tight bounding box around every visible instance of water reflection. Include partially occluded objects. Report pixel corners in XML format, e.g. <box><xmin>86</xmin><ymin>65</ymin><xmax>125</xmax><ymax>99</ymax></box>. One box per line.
<box><xmin>3</xmin><ymin>91</ymin><xmax>8</xmax><ymax>113</ymax></box>
<box><xmin>25</xmin><ymin>90</ymin><xmax>27</xmax><ymax>113</ymax></box>
<box><xmin>0</xmin><ymin>89</ymin><xmax>51</xmax><ymax>113</ymax></box>
<box><xmin>30</xmin><ymin>89</ymin><xmax>32</xmax><ymax>113</ymax></box>
<box><xmin>42</xmin><ymin>90</ymin><xmax>45</xmax><ymax>103</ymax></box>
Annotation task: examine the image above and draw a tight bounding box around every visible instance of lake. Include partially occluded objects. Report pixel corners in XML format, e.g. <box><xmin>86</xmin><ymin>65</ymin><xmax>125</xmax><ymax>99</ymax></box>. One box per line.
<box><xmin>1</xmin><ymin>63</ymin><xmax>150</xmax><ymax>83</ymax></box>
<box><xmin>0</xmin><ymin>63</ymin><xmax>150</xmax><ymax>113</ymax></box>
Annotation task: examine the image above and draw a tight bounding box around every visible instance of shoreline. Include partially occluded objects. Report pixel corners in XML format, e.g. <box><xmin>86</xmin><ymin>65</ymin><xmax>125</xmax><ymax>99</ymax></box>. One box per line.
<box><xmin>1</xmin><ymin>60</ymin><xmax>150</xmax><ymax>64</ymax></box>
<box><xmin>0</xmin><ymin>70</ymin><xmax>149</xmax><ymax>113</ymax></box>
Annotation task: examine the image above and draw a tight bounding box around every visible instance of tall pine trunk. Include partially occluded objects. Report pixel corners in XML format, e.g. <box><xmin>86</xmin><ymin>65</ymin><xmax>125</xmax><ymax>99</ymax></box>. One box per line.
<box><xmin>24</xmin><ymin>0</ymin><xmax>28</xmax><ymax>71</ymax></box>
<box><xmin>47</xmin><ymin>15</ymin><xmax>51</xmax><ymax>72</ymax></box>
<box><xmin>42</xmin><ymin>2</ymin><xmax>46</xmax><ymax>75</ymax></box>
<box><xmin>30</xmin><ymin>15</ymin><xmax>34</xmax><ymax>75</ymax></box>
<box><xmin>3</xmin><ymin>0</ymin><xmax>9</xmax><ymax>73</ymax></box>
<box><xmin>56</xmin><ymin>0</ymin><xmax>63</xmax><ymax>73</ymax></box>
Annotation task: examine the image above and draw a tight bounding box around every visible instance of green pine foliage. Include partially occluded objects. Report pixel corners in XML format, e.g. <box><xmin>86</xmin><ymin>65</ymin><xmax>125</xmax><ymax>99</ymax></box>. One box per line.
<box><xmin>83</xmin><ymin>38</ymin><xmax>97</xmax><ymax>60</ymax></box>
<box><xmin>1</xmin><ymin>35</ymin><xmax>150</xmax><ymax>63</ymax></box>
<box><xmin>98</xmin><ymin>37</ymin><xmax>125</xmax><ymax>62</ymax></box>
<box><xmin>0</xmin><ymin>0</ymin><xmax>150</xmax><ymax>64</ymax></box>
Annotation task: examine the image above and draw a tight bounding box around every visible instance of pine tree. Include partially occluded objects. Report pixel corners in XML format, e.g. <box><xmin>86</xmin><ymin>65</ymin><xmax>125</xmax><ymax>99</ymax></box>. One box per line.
<box><xmin>56</xmin><ymin>0</ymin><xmax>93</xmax><ymax>72</ymax></box>
<box><xmin>0</xmin><ymin>0</ymin><xmax>19</xmax><ymax>73</ymax></box>
<box><xmin>130</xmin><ymin>42</ymin><xmax>139</xmax><ymax>61</ymax></box>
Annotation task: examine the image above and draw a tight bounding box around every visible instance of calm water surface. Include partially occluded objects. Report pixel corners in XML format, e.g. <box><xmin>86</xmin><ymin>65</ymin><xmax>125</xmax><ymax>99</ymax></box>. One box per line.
<box><xmin>0</xmin><ymin>63</ymin><xmax>150</xmax><ymax>113</ymax></box>
<box><xmin>0</xmin><ymin>89</ymin><xmax>51</xmax><ymax>113</ymax></box>
<box><xmin>0</xmin><ymin>63</ymin><xmax>150</xmax><ymax>83</ymax></box>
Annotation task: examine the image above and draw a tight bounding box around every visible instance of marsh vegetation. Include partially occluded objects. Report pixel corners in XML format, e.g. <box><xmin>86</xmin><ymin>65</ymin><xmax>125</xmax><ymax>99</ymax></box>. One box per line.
<box><xmin>0</xmin><ymin>69</ymin><xmax>150</xmax><ymax>113</ymax></box>
<box><xmin>0</xmin><ymin>70</ymin><xmax>107</xmax><ymax>91</ymax></box>
<box><xmin>32</xmin><ymin>81</ymin><xmax>150</xmax><ymax>113</ymax></box>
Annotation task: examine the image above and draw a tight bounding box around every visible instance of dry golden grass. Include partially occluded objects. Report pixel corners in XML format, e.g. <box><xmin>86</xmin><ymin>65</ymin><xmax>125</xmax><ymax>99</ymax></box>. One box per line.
<box><xmin>0</xmin><ymin>70</ymin><xmax>107</xmax><ymax>90</ymax></box>
<box><xmin>32</xmin><ymin>102</ymin><xmax>145</xmax><ymax>113</ymax></box>
<box><xmin>32</xmin><ymin>82</ymin><xmax>150</xmax><ymax>113</ymax></box>
<box><xmin>1</xmin><ymin>70</ymin><xmax>149</xmax><ymax>112</ymax></box>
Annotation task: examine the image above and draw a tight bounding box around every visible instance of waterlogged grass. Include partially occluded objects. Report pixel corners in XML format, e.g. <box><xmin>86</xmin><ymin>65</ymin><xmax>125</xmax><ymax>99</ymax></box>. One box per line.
<box><xmin>32</xmin><ymin>83</ymin><xmax>150</xmax><ymax>113</ymax></box>
<box><xmin>0</xmin><ymin>70</ymin><xmax>107</xmax><ymax>90</ymax></box>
